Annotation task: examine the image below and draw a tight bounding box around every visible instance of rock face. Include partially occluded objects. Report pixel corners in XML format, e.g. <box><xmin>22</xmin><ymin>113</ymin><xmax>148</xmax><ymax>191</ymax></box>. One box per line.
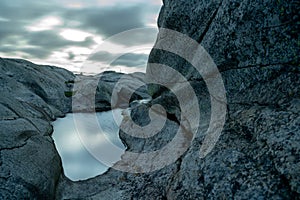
<box><xmin>145</xmin><ymin>1</ymin><xmax>300</xmax><ymax>198</ymax></box>
<box><xmin>0</xmin><ymin>58</ymin><xmax>150</xmax><ymax>199</ymax></box>
<box><xmin>57</xmin><ymin>1</ymin><xmax>299</xmax><ymax>200</ymax></box>
<box><xmin>0</xmin><ymin>58</ymin><xmax>75</xmax><ymax>199</ymax></box>
<box><xmin>1</xmin><ymin>0</ymin><xmax>299</xmax><ymax>200</ymax></box>
<box><xmin>72</xmin><ymin>71</ymin><xmax>150</xmax><ymax>112</ymax></box>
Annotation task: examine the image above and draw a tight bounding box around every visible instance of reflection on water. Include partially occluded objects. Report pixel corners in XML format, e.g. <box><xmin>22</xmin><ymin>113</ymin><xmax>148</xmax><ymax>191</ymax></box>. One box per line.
<box><xmin>52</xmin><ymin>109</ymin><xmax>126</xmax><ymax>181</ymax></box>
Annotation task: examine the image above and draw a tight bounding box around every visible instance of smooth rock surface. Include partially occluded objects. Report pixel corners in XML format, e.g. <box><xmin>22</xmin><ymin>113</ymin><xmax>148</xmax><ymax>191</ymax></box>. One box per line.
<box><xmin>0</xmin><ymin>58</ymin><xmax>151</xmax><ymax>199</ymax></box>
<box><xmin>0</xmin><ymin>58</ymin><xmax>75</xmax><ymax>199</ymax></box>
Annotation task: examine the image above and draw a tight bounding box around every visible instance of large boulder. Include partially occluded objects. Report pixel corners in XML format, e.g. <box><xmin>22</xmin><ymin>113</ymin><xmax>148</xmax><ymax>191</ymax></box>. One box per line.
<box><xmin>0</xmin><ymin>58</ymin><xmax>74</xmax><ymax>199</ymax></box>
<box><xmin>145</xmin><ymin>0</ymin><xmax>300</xmax><ymax>198</ymax></box>
<box><xmin>57</xmin><ymin>0</ymin><xmax>299</xmax><ymax>199</ymax></box>
<box><xmin>0</xmin><ymin>58</ymin><xmax>151</xmax><ymax>199</ymax></box>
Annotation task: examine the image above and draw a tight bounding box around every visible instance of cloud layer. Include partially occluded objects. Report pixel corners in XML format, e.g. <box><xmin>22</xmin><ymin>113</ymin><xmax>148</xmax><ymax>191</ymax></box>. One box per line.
<box><xmin>0</xmin><ymin>0</ymin><xmax>162</xmax><ymax>73</ymax></box>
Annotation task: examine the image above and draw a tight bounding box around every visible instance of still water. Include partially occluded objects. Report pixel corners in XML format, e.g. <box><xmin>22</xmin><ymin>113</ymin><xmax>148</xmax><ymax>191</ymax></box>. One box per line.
<box><xmin>52</xmin><ymin>109</ymin><xmax>126</xmax><ymax>181</ymax></box>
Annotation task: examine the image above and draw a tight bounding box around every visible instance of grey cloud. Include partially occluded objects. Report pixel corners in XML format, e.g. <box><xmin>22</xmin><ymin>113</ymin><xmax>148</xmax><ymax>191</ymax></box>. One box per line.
<box><xmin>63</xmin><ymin>5</ymin><xmax>159</xmax><ymax>45</ymax></box>
<box><xmin>26</xmin><ymin>31</ymin><xmax>95</xmax><ymax>50</ymax></box>
<box><xmin>0</xmin><ymin>46</ymin><xmax>51</xmax><ymax>59</ymax></box>
<box><xmin>20</xmin><ymin>47</ymin><xmax>52</xmax><ymax>59</ymax></box>
<box><xmin>68</xmin><ymin>52</ymin><xmax>76</xmax><ymax>60</ymax></box>
<box><xmin>0</xmin><ymin>0</ymin><xmax>60</xmax><ymax>21</ymax></box>
<box><xmin>0</xmin><ymin>21</ymin><xmax>27</xmax><ymax>44</ymax></box>
<box><xmin>89</xmin><ymin>51</ymin><xmax>115</xmax><ymax>62</ymax></box>
<box><xmin>0</xmin><ymin>0</ymin><xmax>161</xmax><ymax>64</ymax></box>
<box><xmin>0</xmin><ymin>29</ymin><xmax>95</xmax><ymax>59</ymax></box>
<box><xmin>89</xmin><ymin>51</ymin><xmax>148</xmax><ymax>68</ymax></box>
<box><xmin>107</xmin><ymin>27</ymin><xmax>158</xmax><ymax>46</ymax></box>
<box><xmin>64</xmin><ymin>5</ymin><xmax>145</xmax><ymax>37</ymax></box>
<box><xmin>0</xmin><ymin>0</ymin><xmax>89</xmax><ymax>60</ymax></box>
<box><xmin>21</xmin><ymin>48</ymin><xmax>52</xmax><ymax>59</ymax></box>
<box><xmin>111</xmin><ymin>53</ymin><xmax>148</xmax><ymax>67</ymax></box>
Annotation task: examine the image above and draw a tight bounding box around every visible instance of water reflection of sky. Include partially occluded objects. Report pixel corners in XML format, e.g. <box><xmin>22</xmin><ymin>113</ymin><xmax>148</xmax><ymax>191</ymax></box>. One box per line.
<box><xmin>52</xmin><ymin>109</ymin><xmax>125</xmax><ymax>181</ymax></box>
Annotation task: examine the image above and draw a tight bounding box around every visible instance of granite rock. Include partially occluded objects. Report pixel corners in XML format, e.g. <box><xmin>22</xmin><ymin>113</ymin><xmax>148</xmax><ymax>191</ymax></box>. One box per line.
<box><xmin>1</xmin><ymin>0</ymin><xmax>300</xmax><ymax>199</ymax></box>
<box><xmin>0</xmin><ymin>58</ymin><xmax>75</xmax><ymax>199</ymax></box>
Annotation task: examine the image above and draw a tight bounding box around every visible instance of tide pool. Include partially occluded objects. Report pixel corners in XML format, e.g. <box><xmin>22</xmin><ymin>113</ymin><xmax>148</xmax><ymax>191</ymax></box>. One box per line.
<box><xmin>52</xmin><ymin>109</ymin><xmax>126</xmax><ymax>181</ymax></box>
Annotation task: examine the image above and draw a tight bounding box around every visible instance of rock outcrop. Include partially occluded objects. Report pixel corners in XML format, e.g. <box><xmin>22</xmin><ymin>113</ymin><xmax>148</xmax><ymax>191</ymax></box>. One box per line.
<box><xmin>0</xmin><ymin>58</ymin><xmax>75</xmax><ymax>199</ymax></box>
<box><xmin>144</xmin><ymin>0</ymin><xmax>300</xmax><ymax>198</ymax></box>
<box><xmin>57</xmin><ymin>0</ymin><xmax>299</xmax><ymax>199</ymax></box>
<box><xmin>72</xmin><ymin>71</ymin><xmax>150</xmax><ymax>112</ymax></box>
<box><xmin>0</xmin><ymin>58</ymin><xmax>147</xmax><ymax>198</ymax></box>
<box><xmin>1</xmin><ymin>0</ymin><xmax>299</xmax><ymax>199</ymax></box>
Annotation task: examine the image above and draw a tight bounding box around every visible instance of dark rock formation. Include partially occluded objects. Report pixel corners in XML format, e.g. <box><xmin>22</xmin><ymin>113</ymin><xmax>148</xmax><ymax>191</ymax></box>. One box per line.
<box><xmin>0</xmin><ymin>58</ymin><xmax>74</xmax><ymax>199</ymax></box>
<box><xmin>146</xmin><ymin>0</ymin><xmax>300</xmax><ymax>198</ymax></box>
<box><xmin>1</xmin><ymin>0</ymin><xmax>300</xmax><ymax>199</ymax></box>
<box><xmin>0</xmin><ymin>58</ymin><xmax>150</xmax><ymax>199</ymax></box>
<box><xmin>57</xmin><ymin>0</ymin><xmax>299</xmax><ymax>199</ymax></box>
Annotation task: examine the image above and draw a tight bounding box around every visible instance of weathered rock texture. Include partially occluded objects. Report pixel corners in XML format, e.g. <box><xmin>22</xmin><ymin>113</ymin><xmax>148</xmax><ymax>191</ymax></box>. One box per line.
<box><xmin>1</xmin><ymin>0</ymin><xmax>300</xmax><ymax>199</ymax></box>
<box><xmin>0</xmin><ymin>58</ymin><xmax>149</xmax><ymax>199</ymax></box>
<box><xmin>72</xmin><ymin>71</ymin><xmax>149</xmax><ymax>112</ymax></box>
<box><xmin>0</xmin><ymin>58</ymin><xmax>74</xmax><ymax>199</ymax></box>
<box><xmin>57</xmin><ymin>0</ymin><xmax>299</xmax><ymax>199</ymax></box>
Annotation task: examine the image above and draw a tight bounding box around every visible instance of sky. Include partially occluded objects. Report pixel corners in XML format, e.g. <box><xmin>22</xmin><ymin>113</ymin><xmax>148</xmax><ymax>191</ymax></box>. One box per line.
<box><xmin>0</xmin><ymin>0</ymin><xmax>162</xmax><ymax>74</ymax></box>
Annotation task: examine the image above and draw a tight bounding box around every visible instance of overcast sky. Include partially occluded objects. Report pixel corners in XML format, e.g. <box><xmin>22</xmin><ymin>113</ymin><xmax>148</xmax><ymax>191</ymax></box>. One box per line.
<box><xmin>0</xmin><ymin>0</ymin><xmax>162</xmax><ymax>74</ymax></box>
